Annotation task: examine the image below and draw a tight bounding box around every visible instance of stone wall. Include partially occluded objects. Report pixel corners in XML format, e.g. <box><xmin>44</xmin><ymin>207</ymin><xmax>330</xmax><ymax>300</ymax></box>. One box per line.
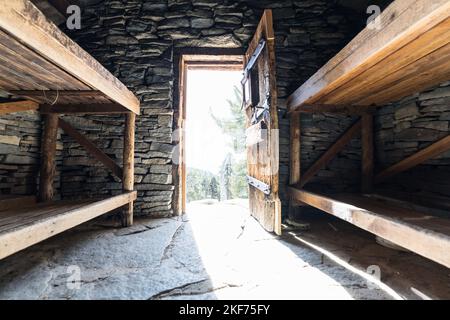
<box><xmin>2</xmin><ymin>1</ymin><xmax>448</xmax><ymax>218</ymax></box>
<box><xmin>299</xmin><ymin>113</ymin><xmax>362</xmax><ymax>194</ymax></box>
<box><xmin>0</xmin><ymin>112</ymin><xmax>63</xmax><ymax>198</ymax></box>
<box><xmin>374</xmin><ymin>82</ymin><xmax>450</xmax><ymax>199</ymax></box>
<box><xmin>58</xmin><ymin>0</ymin><xmax>361</xmax><ymax>217</ymax></box>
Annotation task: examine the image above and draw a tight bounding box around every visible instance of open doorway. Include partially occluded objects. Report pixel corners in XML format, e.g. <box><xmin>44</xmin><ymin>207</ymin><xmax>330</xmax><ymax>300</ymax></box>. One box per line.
<box><xmin>176</xmin><ymin>55</ymin><xmax>247</xmax><ymax>213</ymax></box>
<box><xmin>174</xmin><ymin>11</ymin><xmax>281</xmax><ymax>235</ymax></box>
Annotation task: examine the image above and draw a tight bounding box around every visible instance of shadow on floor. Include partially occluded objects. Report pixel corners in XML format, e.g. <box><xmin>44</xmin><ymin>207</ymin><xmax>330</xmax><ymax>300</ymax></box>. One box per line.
<box><xmin>1</xmin><ymin>201</ymin><xmax>446</xmax><ymax>299</ymax></box>
<box><xmin>280</xmin><ymin>210</ymin><xmax>450</xmax><ymax>300</ymax></box>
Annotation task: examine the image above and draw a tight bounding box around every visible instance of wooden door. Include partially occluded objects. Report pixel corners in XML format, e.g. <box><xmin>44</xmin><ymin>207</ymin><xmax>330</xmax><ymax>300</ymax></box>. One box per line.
<box><xmin>243</xmin><ymin>9</ymin><xmax>281</xmax><ymax>235</ymax></box>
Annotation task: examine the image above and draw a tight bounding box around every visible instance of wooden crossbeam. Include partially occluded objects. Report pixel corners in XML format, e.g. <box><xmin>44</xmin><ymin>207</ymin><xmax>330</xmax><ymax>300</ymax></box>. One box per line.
<box><xmin>10</xmin><ymin>90</ymin><xmax>101</xmax><ymax>97</ymax></box>
<box><xmin>40</xmin><ymin>103</ymin><xmax>128</xmax><ymax>114</ymax></box>
<box><xmin>375</xmin><ymin>135</ymin><xmax>450</xmax><ymax>184</ymax></box>
<box><xmin>58</xmin><ymin>118</ymin><xmax>123</xmax><ymax>179</ymax></box>
<box><xmin>0</xmin><ymin>100</ymin><xmax>39</xmax><ymax>115</ymax></box>
<box><xmin>299</xmin><ymin>119</ymin><xmax>362</xmax><ymax>187</ymax></box>
<box><xmin>290</xmin><ymin>104</ymin><xmax>376</xmax><ymax>115</ymax></box>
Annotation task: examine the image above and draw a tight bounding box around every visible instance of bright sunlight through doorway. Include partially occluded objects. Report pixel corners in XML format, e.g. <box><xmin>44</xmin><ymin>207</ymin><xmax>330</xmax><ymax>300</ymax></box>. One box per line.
<box><xmin>185</xmin><ymin>69</ymin><xmax>248</xmax><ymax>206</ymax></box>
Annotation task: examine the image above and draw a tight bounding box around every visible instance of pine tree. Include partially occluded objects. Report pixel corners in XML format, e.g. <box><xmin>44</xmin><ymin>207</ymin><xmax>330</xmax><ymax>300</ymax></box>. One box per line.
<box><xmin>210</xmin><ymin>86</ymin><xmax>246</xmax><ymax>153</ymax></box>
<box><xmin>209</xmin><ymin>177</ymin><xmax>220</xmax><ymax>200</ymax></box>
<box><xmin>212</xmin><ymin>86</ymin><xmax>248</xmax><ymax>200</ymax></box>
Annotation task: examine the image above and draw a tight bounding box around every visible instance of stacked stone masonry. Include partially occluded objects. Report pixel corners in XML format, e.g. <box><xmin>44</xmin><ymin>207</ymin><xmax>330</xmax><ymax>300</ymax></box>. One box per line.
<box><xmin>1</xmin><ymin>0</ymin><xmax>448</xmax><ymax>218</ymax></box>
<box><xmin>60</xmin><ymin>0</ymin><xmax>360</xmax><ymax>217</ymax></box>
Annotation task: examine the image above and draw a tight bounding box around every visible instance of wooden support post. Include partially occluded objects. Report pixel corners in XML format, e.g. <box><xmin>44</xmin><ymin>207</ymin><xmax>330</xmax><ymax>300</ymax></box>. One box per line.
<box><xmin>289</xmin><ymin>112</ymin><xmax>303</xmax><ymax>217</ymax></box>
<box><xmin>290</xmin><ymin>113</ymin><xmax>301</xmax><ymax>186</ymax></box>
<box><xmin>38</xmin><ymin>114</ymin><xmax>59</xmax><ymax>202</ymax></box>
<box><xmin>361</xmin><ymin>113</ymin><xmax>374</xmax><ymax>193</ymax></box>
<box><xmin>122</xmin><ymin>113</ymin><xmax>135</xmax><ymax>227</ymax></box>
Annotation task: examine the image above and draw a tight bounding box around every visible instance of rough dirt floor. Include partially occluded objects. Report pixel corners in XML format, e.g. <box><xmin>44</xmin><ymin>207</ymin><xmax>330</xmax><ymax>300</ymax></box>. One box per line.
<box><xmin>0</xmin><ymin>200</ymin><xmax>447</xmax><ymax>299</ymax></box>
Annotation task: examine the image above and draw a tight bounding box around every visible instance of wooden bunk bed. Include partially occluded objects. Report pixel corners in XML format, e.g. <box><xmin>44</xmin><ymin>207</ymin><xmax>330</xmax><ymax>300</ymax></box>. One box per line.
<box><xmin>0</xmin><ymin>1</ymin><xmax>140</xmax><ymax>260</ymax></box>
<box><xmin>287</xmin><ymin>0</ymin><xmax>450</xmax><ymax>268</ymax></box>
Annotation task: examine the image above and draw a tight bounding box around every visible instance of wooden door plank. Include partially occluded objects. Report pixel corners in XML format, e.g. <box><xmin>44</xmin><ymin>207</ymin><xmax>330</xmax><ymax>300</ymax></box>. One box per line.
<box><xmin>244</xmin><ymin>9</ymin><xmax>281</xmax><ymax>235</ymax></box>
<box><xmin>245</xmin><ymin>120</ymin><xmax>266</xmax><ymax>146</ymax></box>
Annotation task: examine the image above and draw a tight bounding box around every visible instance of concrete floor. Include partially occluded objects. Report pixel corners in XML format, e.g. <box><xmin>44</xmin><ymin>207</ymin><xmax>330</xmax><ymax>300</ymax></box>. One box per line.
<box><xmin>0</xmin><ymin>200</ymin><xmax>447</xmax><ymax>300</ymax></box>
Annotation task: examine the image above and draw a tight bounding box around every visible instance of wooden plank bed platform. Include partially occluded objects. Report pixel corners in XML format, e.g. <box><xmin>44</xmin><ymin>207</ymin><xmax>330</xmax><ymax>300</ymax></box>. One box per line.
<box><xmin>288</xmin><ymin>0</ymin><xmax>450</xmax><ymax>111</ymax></box>
<box><xmin>0</xmin><ymin>0</ymin><xmax>140</xmax><ymax>114</ymax></box>
<box><xmin>0</xmin><ymin>192</ymin><xmax>137</xmax><ymax>260</ymax></box>
<box><xmin>0</xmin><ymin>1</ymin><xmax>140</xmax><ymax>261</ymax></box>
<box><xmin>289</xmin><ymin>187</ymin><xmax>450</xmax><ymax>268</ymax></box>
<box><xmin>287</xmin><ymin>0</ymin><xmax>450</xmax><ymax>269</ymax></box>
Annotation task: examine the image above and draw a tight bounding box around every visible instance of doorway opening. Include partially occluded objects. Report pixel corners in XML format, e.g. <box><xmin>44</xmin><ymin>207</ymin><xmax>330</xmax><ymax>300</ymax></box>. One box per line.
<box><xmin>176</xmin><ymin>54</ymin><xmax>247</xmax><ymax>214</ymax></box>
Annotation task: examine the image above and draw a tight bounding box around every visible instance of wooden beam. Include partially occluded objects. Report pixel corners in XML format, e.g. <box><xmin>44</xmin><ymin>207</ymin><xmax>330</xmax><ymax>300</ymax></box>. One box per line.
<box><xmin>0</xmin><ymin>1</ymin><xmax>140</xmax><ymax>114</ymax></box>
<box><xmin>287</xmin><ymin>0</ymin><xmax>450</xmax><ymax>111</ymax></box>
<box><xmin>288</xmin><ymin>187</ymin><xmax>450</xmax><ymax>269</ymax></box>
<box><xmin>289</xmin><ymin>113</ymin><xmax>301</xmax><ymax>185</ymax></box>
<box><xmin>0</xmin><ymin>195</ymin><xmax>36</xmax><ymax>212</ymax></box>
<box><xmin>0</xmin><ymin>192</ymin><xmax>137</xmax><ymax>261</ymax></box>
<box><xmin>300</xmin><ymin>119</ymin><xmax>362</xmax><ymax>187</ymax></box>
<box><xmin>0</xmin><ymin>100</ymin><xmax>39</xmax><ymax>115</ymax></box>
<box><xmin>10</xmin><ymin>90</ymin><xmax>101</xmax><ymax>97</ymax></box>
<box><xmin>58</xmin><ymin>118</ymin><xmax>123</xmax><ymax>179</ymax></box>
<box><xmin>375</xmin><ymin>135</ymin><xmax>450</xmax><ymax>184</ymax></box>
<box><xmin>38</xmin><ymin>114</ymin><xmax>59</xmax><ymax>202</ymax></box>
<box><xmin>40</xmin><ymin>103</ymin><xmax>128</xmax><ymax>114</ymax></box>
<box><xmin>361</xmin><ymin>113</ymin><xmax>374</xmax><ymax>193</ymax></box>
<box><xmin>122</xmin><ymin>113</ymin><xmax>135</xmax><ymax>227</ymax></box>
<box><xmin>290</xmin><ymin>104</ymin><xmax>377</xmax><ymax>115</ymax></box>
<box><xmin>289</xmin><ymin>112</ymin><xmax>303</xmax><ymax>212</ymax></box>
